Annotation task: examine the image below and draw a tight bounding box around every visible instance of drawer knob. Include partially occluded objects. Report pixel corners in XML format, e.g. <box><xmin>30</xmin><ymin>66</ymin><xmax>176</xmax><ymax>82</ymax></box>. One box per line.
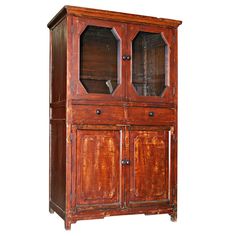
<box><xmin>96</xmin><ymin>109</ymin><xmax>101</xmax><ymax>115</ymax></box>
<box><xmin>149</xmin><ymin>111</ymin><xmax>155</xmax><ymax>117</ymax></box>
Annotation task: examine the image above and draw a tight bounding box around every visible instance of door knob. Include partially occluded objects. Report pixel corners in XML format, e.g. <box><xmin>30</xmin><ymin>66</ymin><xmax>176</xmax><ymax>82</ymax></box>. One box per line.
<box><xmin>121</xmin><ymin>159</ymin><xmax>130</xmax><ymax>165</ymax></box>
<box><xmin>126</xmin><ymin>55</ymin><xmax>131</xmax><ymax>60</ymax></box>
<box><xmin>122</xmin><ymin>55</ymin><xmax>127</xmax><ymax>60</ymax></box>
<box><xmin>96</xmin><ymin>109</ymin><xmax>101</xmax><ymax>115</ymax></box>
<box><xmin>122</xmin><ymin>55</ymin><xmax>131</xmax><ymax>61</ymax></box>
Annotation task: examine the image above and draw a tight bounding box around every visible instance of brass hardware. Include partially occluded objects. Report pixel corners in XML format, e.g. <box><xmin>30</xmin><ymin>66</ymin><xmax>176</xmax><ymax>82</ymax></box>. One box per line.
<box><xmin>122</xmin><ymin>55</ymin><xmax>127</xmax><ymax>60</ymax></box>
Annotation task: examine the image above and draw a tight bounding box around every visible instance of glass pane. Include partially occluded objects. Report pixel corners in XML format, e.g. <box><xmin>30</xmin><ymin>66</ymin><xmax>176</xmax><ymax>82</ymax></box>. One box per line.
<box><xmin>132</xmin><ymin>32</ymin><xmax>168</xmax><ymax>96</ymax></box>
<box><xmin>80</xmin><ymin>26</ymin><xmax>119</xmax><ymax>94</ymax></box>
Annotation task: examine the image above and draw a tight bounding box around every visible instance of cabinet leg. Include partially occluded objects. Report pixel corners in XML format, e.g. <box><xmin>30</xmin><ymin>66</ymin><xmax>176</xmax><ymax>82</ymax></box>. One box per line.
<box><xmin>170</xmin><ymin>204</ymin><xmax>177</xmax><ymax>222</ymax></box>
<box><xmin>49</xmin><ymin>207</ymin><xmax>54</xmax><ymax>214</ymax></box>
<box><xmin>170</xmin><ymin>212</ymin><xmax>177</xmax><ymax>222</ymax></box>
<box><xmin>65</xmin><ymin>220</ymin><xmax>72</xmax><ymax>230</ymax></box>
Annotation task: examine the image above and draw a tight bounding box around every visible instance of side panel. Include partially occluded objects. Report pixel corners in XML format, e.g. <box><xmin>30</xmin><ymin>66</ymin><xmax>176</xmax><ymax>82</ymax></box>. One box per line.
<box><xmin>50</xmin><ymin>120</ymin><xmax>66</xmax><ymax>210</ymax></box>
<box><xmin>51</xmin><ymin>18</ymin><xmax>67</xmax><ymax>103</ymax></box>
<box><xmin>49</xmin><ymin>17</ymin><xmax>67</xmax><ymax>214</ymax></box>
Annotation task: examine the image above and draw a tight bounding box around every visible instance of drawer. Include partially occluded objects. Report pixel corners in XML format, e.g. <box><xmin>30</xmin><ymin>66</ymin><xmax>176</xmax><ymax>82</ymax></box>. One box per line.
<box><xmin>72</xmin><ymin>105</ymin><xmax>125</xmax><ymax>124</ymax></box>
<box><xmin>126</xmin><ymin>107</ymin><xmax>175</xmax><ymax>125</ymax></box>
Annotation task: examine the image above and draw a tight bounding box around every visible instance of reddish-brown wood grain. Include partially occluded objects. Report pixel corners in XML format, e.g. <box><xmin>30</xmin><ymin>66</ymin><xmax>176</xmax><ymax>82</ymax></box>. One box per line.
<box><xmin>126</xmin><ymin>107</ymin><xmax>176</xmax><ymax>125</ymax></box>
<box><xmin>49</xmin><ymin>17</ymin><xmax>67</xmax><ymax>218</ymax></box>
<box><xmin>50</xmin><ymin>18</ymin><xmax>67</xmax><ymax>103</ymax></box>
<box><xmin>127</xmin><ymin>128</ymin><xmax>169</xmax><ymax>207</ymax></box>
<box><xmin>48</xmin><ymin>5</ymin><xmax>181</xmax><ymax>230</ymax></box>
<box><xmin>47</xmin><ymin>6</ymin><xmax>182</xmax><ymax>29</ymax></box>
<box><xmin>72</xmin><ymin>105</ymin><xmax>125</xmax><ymax>124</ymax></box>
<box><xmin>76</xmin><ymin>128</ymin><xmax>122</xmax><ymax>209</ymax></box>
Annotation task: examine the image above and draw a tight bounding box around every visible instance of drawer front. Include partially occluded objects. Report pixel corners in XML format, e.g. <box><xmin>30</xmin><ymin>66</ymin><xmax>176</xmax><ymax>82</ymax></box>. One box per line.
<box><xmin>72</xmin><ymin>105</ymin><xmax>125</xmax><ymax>124</ymax></box>
<box><xmin>127</xmin><ymin>107</ymin><xmax>175</xmax><ymax>125</ymax></box>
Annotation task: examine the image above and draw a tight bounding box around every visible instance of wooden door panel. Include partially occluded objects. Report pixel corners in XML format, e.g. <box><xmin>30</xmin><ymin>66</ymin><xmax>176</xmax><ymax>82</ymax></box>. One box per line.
<box><xmin>127</xmin><ymin>128</ymin><xmax>169</xmax><ymax>207</ymax></box>
<box><xmin>76</xmin><ymin>128</ymin><xmax>122</xmax><ymax>209</ymax></box>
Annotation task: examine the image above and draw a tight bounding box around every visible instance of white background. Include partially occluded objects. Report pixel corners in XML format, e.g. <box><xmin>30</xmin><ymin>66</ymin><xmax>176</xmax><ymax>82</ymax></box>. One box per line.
<box><xmin>0</xmin><ymin>0</ymin><xmax>236</xmax><ymax>235</ymax></box>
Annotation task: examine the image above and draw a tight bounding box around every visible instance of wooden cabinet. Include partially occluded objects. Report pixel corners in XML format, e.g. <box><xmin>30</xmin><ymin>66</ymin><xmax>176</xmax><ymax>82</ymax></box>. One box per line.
<box><xmin>48</xmin><ymin>5</ymin><xmax>181</xmax><ymax>230</ymax></box>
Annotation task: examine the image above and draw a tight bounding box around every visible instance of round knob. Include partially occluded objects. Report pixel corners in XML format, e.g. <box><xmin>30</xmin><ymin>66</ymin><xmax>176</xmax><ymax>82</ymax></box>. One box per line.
<box><xmin>122</xmin><ymin>55</ymin><xmax>127</xmax><ymax>60</ymax></box>
<box><xmin>149</xmin><ymin>111</ymin><xmax>154</xmax><ymax>117</ymax></box>
<box><xmin>126</xmin><ymin>55</ymin><xmax>131</xmax><ymax>60</ymax></box>
<box><xmin>121</xmin><ymin>160</ymin><xmax>126</xmax><ymax>165</ymax></box>
<box><xmin>121</xmin><ymin>160</ymin><xmax>130</xmax><ymax>165</ymax></box>
<box><xmin>96</xmin><ymin>109</ymin><xmax>101</xmax><ymax>115</ymax></box>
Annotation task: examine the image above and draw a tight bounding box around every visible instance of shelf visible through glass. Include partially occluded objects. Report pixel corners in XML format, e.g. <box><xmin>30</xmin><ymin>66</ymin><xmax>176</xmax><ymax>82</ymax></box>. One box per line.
<box><xmin>80</xmin><ymin>26</ymin><xmax>120</xmax><ymax>94</ymax></box>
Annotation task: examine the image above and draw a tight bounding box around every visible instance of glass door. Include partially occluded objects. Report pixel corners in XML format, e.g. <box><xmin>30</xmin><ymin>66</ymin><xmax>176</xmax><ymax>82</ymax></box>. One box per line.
<box><xmin>80</xmin><ymin>26</ymin><xmax>119</xmax><ymax>94</ymax></box>
<box><xmin>71</xmin><ymin>17</ymin><xmax>126</xmax><ymax>101</ymax></box>
<box><xmin>126</xmin><ymin>24</ymin><xmax>176</xmax><ymax>104</ymax></box>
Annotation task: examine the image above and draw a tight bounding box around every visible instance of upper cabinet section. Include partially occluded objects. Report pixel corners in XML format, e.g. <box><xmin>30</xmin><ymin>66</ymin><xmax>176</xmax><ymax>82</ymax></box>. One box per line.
<box><xmin>48</xmin><ymin>6</ymin><xmax>181</xmax><ymax>105</ymax></box>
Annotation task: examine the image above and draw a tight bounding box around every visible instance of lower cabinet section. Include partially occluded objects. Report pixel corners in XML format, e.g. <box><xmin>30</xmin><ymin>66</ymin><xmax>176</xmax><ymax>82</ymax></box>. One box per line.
<box><xmin>127</xmin><ymin>128</ymin><xmax>169</xmax><ymax>208</ymax></box>
<box><xmin>75</xmin><ymin>127</ymin><xmax>122</xmax><ymax>209</ymax></box>
<box><xmin>59</xmin><ymin>124</ymin><xmax>177</xmax><ymax>229</ymax></box>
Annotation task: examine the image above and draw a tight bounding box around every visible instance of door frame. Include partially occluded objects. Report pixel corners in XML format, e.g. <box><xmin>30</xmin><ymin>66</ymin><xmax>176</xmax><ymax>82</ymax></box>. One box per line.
<box><xmin>126</xmin><ymin>24</ymin><xmax>177</xmax><ymax>104</ymax></box>
<box><xmin>70</xmin><ymin>16</ymin><xmax>127</xmax><ymax>102</ymax></box>
<box><xmin>70</xmin><ymin>124</ymin><xmax>126</xmax><ymax>212</ymax></box>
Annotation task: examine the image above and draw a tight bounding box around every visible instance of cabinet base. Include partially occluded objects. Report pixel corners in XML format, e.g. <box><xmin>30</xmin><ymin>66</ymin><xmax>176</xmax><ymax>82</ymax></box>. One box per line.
<box><xmin>50</xmin><ymin>201</ymin><xmax>177</xmax><ymax>230</ymax></box>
